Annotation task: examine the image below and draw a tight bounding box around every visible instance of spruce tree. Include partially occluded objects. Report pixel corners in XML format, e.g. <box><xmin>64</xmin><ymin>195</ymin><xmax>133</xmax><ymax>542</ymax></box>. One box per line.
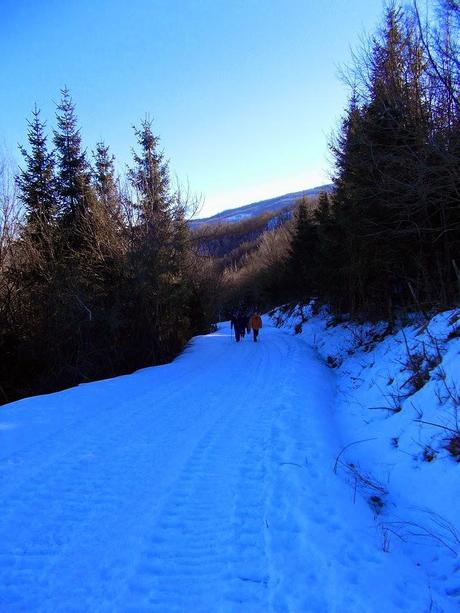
<box><xmin>17</xmin><ymin>106</ymin><xmax>57</xmax><ymax>234</ymax></box>
<box><xmin>93</xmin><ymin>142</ymin><xmax>117</xmax><ymax>204</ymax></box>
<box><xmin>329</xmin><ymin>7</ymin><xmax>432</xmax><ymax>316</ymax></box>
<box><xmin>288</xmin><ymin>201</ymin><xmax>318</xmax><ymax>300</ymax></box>
<box><xmin>92</xmin><ymin>141</ymin><xmax>123</xmax><ymax>232</ymax></box>
<box><xmin>128</xmin><ymin>119</ymin><xmax>171</xmax><ymax>232</ymax></box>
<box><xmin>127</xmin><ymin>119</ymin><xmax>192</xmax><ymax>363</ymax></box>
<box><xmin>13</xmin><ymin>108</ymin><xmax>60</xmax><ymax>397</ymax></box>
<box><xmin>53</xmin><ymin>87</ymin><xmax>91</xmax><ymax>224</ymax></box>
<box><xmin>16</xmin><ymin>106</ymin><xmax>58</xmax><ymax>294</ymax></box>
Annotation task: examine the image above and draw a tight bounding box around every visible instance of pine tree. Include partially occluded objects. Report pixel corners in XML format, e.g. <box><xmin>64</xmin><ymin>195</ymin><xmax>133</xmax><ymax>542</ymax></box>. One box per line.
<box><xmin>329</xmin><ymin>7</ymin><xmax>433</xmax><ymax>316</ymax></box>
<box><xmin>92</xmin><ymin>141</ymin><xmax>123</xmax><ymax>233</ymax></box>
<box><xmin>53</xmin><ymin>87</ymin><xmax>91</xmax><ymax>224</ymax></box>
<box><xmin>127</xmin><ymin>119</ymin><xmax>192</xmax><ymax>362</ymax></box>
<box><xmin>312</xmin><ymin>191</ymin><xmax>345</xmax><ymax>310</ymax></box>
<box><xmin>11</xmin><ymin>108</ymin><xmax>60</xmax><ymax>399</ymax></box>
<box><xmin>288</xmin><ymin>200</ymin><xmax>318</xmax><ymax>300</ymax></box>
<box><xmin>359</xmin><ymin>8</ymin><xmax>432</xmax><ymax>312</ymax></box>
<box><xmin>329</xmin><ymin>95</ymin><xmax>372</xmax><ymax>315</ymax></box>
<box><xmin>17</xmin><ymin>106</ymin><xmax>57</xmax><ymax>235</ymax></box>
<box><xmin>16</xmin><ymin>106</ymin><xmax>58</xmax><ymax>295</ymax></box>
<box><xmin>127</xmin><ymin>118</ymin><xmax>175</xmax><ymax>268</ymax></box>
<box><xmin>93</xmin><ymin>142</ymin><xmax>117</xmax><ymax>204</ymax></box>
<box><xmin>128</xmin><ymin>118</ymin><xmax>172</xmax><ymax>232</ymax></box>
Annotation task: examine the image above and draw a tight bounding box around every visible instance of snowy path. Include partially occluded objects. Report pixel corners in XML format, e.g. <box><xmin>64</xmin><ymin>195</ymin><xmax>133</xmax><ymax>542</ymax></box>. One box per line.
<box><xmin>0</xmin><ymin>321</ymin><xmax>437</xmax><ymax>611</ymax></box>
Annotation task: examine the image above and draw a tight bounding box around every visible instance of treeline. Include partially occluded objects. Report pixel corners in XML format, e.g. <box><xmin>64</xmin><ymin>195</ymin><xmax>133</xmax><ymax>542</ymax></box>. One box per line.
<box><xmin>289</xmin><ymin>3</ymin><xmax>460</xmax><ymax>319</ymax></box>
<box><xmin>222</xmin><ymin>3</ymin><xmax>460</xmax><ymax>321</ymax></box>
<box><xmin>0</xmin><ymin>88</ymin><xmax>217</xmax><ymax>403</ymax></box>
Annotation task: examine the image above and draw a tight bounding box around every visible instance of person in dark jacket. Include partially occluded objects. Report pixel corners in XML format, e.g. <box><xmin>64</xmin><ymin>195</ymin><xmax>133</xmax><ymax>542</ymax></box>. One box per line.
<box><xmin>230</xmin><ymin>313</ymin><xmax>243</xmax><ymax>342</ymax></box>
<box><xmin>230</xmin><ymin>314</ymin><xmax>238</xmax><ymax>341</ymax></box>
<box><xmin>237</xmin><ymin>313</ymin><xmax>248</xmax><ymax>339</ymax></box>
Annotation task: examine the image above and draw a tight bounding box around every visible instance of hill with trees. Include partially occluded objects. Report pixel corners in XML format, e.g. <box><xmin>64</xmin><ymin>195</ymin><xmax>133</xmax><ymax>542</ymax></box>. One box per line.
<box><xmin>191</xmin><ymin>183</ymin><xmax>332</xmax><ymax>226</ymax></box>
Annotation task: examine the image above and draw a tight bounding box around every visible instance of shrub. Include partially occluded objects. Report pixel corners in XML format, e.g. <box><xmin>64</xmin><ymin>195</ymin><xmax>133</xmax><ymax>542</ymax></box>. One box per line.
<box><xmin>369</xmin><ymin>495</ymin><xmax>385</xmax><ymax>515</ymax></box>
<box><xmin>422</xmin><ymin>447</ymin><xmax>437</xmax><ymax>462</ymax></box>
<box><xmin>446</xmin><ymin>435</ymin><xmax>460</xmax><ymax>461</ymax></box>
<box><xmin>327</xmin><ymin>355</ymin><xmax>341</xmax><ymax>368</ymax></box>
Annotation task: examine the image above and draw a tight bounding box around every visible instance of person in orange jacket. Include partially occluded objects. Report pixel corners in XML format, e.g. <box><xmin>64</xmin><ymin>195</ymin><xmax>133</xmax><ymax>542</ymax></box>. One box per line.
<box><xmin>248</xmin><ymin>312</ymin><xmax>262</xmax><ymax>342</ymax></box>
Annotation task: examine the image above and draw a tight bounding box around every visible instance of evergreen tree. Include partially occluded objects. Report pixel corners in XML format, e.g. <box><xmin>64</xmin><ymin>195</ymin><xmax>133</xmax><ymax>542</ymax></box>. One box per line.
<box><xmin>93</xmin><ymin>142</ymin><xmax>118</xmax><ymax>206</ymax></box>
<box><xmin>329</xmin><ymin>96</ymin><xmax>371</xmax><ymax>315</ymax></box>
<box><xmin>17</xmin><ymin>106</ymin><xmax>57</xmax><ymax>234</ymax></box>
<box><xmin>92</xmin><ymin>141</ymin><xmax>123</xmax><ymax>234</ymax></box>
<box><xmin>128</xmin><ymin>119</ymin><xmax>172</xmax><ymax>233</ymax></box>
<box><xmin>127</xmin><ymin>119</ymin><xmax>192</xmax><ymax>362</ymax></box>
<box><xmin>53</xmin><ymin>87</ymin><xmax>91</xmax><ymax>224</ymax></box>
<box><xmin>288</xmin><ymin>201</ymin><xmax>318</xmax><ymax>299</ymax></box>
<box><xmin>16</xmin><ymin>106</ymin><xmax>58</xmax><ymax>295</ymax></box>
<box><xmin>328</xmin><ymin>7</ymin><xmax>433</xmax><ymax>316</ymax></box>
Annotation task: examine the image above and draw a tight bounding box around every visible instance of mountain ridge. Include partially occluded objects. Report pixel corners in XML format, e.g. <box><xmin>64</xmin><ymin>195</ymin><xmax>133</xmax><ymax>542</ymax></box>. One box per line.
<box><xmin>192</xmin><ymin>183</ymin><xmax>333</xmax><ymax>226</ymax></box>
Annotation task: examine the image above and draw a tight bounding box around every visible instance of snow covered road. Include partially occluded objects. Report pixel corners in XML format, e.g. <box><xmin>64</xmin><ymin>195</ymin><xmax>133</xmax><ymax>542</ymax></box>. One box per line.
<box><xmin>0</xmin><ymin>321</ymin><xmax>440</xmax><ymax>611</ymax></box>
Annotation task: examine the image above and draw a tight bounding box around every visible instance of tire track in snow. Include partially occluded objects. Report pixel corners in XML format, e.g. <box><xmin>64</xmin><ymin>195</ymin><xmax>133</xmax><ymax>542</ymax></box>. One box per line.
<box><xmin>117</xmin><ymin>332</ymin><xmax>279</xmax><ymax>611</ymax></box>
<box><xmin>0</xmin><ymin>341</ymin><xmax>264</xmax><ymax>611</ymax></box>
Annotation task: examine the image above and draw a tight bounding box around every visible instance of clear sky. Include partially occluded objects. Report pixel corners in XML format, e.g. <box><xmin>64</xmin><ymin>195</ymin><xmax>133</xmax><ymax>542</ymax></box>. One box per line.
<box><xmin>1</xmin><ymin>0</ymin><xmax>383</xmax><ymax>217</ymax></box>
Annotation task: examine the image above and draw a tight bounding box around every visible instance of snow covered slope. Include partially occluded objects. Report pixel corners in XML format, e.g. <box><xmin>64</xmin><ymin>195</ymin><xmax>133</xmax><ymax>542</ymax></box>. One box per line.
<box><xmin>273</xmin><ymin>304</ymin><xmax>460</xmax><ymax>611</ymax></box>
<box><xmin>0</xmin><ymin>318</ymin><xmax>456</xmax><ymax>611</ymax></box>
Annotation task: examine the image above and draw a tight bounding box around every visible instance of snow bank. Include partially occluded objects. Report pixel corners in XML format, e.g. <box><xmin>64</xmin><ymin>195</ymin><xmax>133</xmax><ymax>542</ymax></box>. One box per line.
<box><xmin>271</xmin><ymin>303</ymin><xmax>460</xmax><ymax>604</ymax></box>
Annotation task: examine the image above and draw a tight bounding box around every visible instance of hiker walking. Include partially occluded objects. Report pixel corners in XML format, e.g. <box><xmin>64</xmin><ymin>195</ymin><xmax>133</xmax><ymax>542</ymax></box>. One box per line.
<box><xmin>248</xmin><ymin>312</ymin><xmax>262</xmax><ymax>342</ymax></box>
<box><xmin>230</xmin><ymin>312</ymin><xmax>245</xmax><ymax>342</ymax></box>
<box><xmin>237</xmin><ymin>312</ymin><xmax>248</xmax><ymax>340</ymax></box>
<box><xmin>230</xmin><ymin>313</ymin><xmax>239</xmax><ymax>342</ymax></box>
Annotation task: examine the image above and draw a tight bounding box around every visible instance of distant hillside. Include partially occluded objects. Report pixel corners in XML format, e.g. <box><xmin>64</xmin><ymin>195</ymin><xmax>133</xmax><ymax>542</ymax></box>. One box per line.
<box><xmin>191</xmin><ymin>183</ymin><xmax>333</xmax><ymax>269</ymax></box>
<box><xmin>191</xmin><ymin>184</ymin><xmax>333</xmax><ymax>227</ymax></box>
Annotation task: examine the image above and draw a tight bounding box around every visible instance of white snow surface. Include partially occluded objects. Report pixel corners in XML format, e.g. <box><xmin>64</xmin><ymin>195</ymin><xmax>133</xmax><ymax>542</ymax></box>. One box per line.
<box><xmin>0</xmin><ymin>314</ymin><xmax>458</xmax><ymax>611</ymax></box>
<box><xmin>272</xmin><ymin>304</ymin><xmax>460</xmax><ymax>612</ymax></box>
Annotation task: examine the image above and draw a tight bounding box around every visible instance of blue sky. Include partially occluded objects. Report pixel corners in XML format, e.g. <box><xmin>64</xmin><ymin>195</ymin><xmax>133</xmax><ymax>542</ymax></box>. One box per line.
<box><xmin>1</xmin><ymin>0</ymin><xmax>383</xmax><ymax>217</ymax></box>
